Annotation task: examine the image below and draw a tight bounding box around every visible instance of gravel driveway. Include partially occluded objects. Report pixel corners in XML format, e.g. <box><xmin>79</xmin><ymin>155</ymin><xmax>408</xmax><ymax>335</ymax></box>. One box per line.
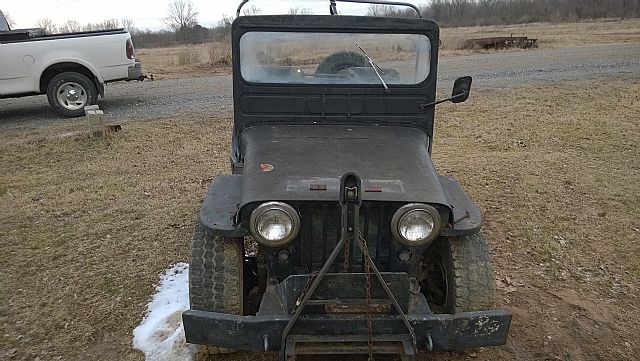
<box><xmin>1</xmin><ymin>42</ymin><xmax>638</xmax><ymax>127</ymax></box>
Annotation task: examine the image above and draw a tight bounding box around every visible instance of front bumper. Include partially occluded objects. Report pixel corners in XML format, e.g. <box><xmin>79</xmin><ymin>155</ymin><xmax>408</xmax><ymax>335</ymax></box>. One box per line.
<box><xmin>183</xmin><ymin>273</ymin><xmax>511</xmax><ymax>353</ymax></box>
<box><xmin>183</xmin><ymin>308</ymin><xmax>511</xmax><ymax>352</ymax></box>
<box><xmin>127</xmin><ymin>60</ymin><xmax>144</xmax><ymax>80</ymax></box>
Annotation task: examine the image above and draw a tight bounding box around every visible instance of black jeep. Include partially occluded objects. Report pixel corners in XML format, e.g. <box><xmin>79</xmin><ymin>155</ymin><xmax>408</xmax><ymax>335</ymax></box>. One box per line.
<box><xmin>182</xmin><ymin>1</ymin><xmax>511</xmax><ymax>359</ymax></box>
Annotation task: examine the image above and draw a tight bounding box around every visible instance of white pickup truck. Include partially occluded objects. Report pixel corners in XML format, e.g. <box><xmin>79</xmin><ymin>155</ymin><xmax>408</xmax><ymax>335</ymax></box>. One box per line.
<box><xmin>0</xmin><ymin>10</ymin><xmax>145</xmax><ymax>117</ymax></box>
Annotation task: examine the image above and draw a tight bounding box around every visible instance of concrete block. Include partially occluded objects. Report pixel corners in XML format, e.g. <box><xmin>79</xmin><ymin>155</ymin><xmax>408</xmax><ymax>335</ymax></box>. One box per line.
<box><xmin>86</xmin><ymin>107</ymin><xmax>105</xmax><ymax>138</ymax></box>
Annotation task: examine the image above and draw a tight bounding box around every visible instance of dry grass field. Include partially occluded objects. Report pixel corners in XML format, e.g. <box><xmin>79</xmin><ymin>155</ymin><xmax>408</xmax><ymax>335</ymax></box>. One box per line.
<box><xmin>0</xmin><ymin>74</ymin><xmax>638</xmax><ymax>360</ymax></box>
<box><xmin>137</xmin><ymin>42</ymin><xmax>231</xmax><ymax>79</ymax></box>
<box><xmin>137</xmin><ymin>19</ymin><xmax>640</xmax><ymax>79</ymax></box>
<box><xmin>439</xmin><ymin>17</ymin><xmax>640</xmax><ymax>51</ymax></box>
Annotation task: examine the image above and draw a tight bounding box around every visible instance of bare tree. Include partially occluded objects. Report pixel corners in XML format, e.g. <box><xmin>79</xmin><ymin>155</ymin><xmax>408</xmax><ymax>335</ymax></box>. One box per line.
<box><xmin>59</xmin><ymin>20</ymin><xmax>82</xmax><ymax>33</ymax></box>
<box><xmin>367</xmin><ymin>5</ymin><xmax>397</xmax><ymax>16</ymax></box>
<box><xmin>447</xmin><ymin>0</ymin><xmax>471</xmax><ymax>25</ymax></box>
<box><xmin>36</xmin><ymin>18</ymin><xmax>57</xmax><ymax>34</ymax></box>
<box><xmin>288</xmin><ymin>7</ymin><xmax>313</xmax><ymax>15</ymax></box>
<box><xmin>242</xmin><ymin>5</ymin><xmax>262</xmax><ymax>16</ymax></box>
<box><xmin>121</xmin><ymin>18</ymin><xmax>137</xmax><ymax>33</ymax></box>
<box><xmin>212</xmin><ymin>15</ymin><xmax>234</xmax><ymax>42</ymax></box>
<box><xmin>95</xmin><ymin>19</ymin><xmax>121</xmax><ymax>30</ymax></box>
<box><xmin>425</xmin><ymin>0</ymin><xmax>448</xmax><ymax>21</ymax></box>
<box><xmin>367</xmin><ymin>4</ymin><xmax>418</xmax><ymax>17</ymax></box>
<box><xmin>162</xmin><ymin>0</ymin><xmax>199</xmax><ymax>31</ymax></box>
<box><xmin>4</xmin><ymin>11</ymin><xmax>16</xmax><ymax>28</ymax></box>
<box><xmin>478</xmin><ymin>0</ymin><xmax>499</xmax><ymax>17</ymax></box>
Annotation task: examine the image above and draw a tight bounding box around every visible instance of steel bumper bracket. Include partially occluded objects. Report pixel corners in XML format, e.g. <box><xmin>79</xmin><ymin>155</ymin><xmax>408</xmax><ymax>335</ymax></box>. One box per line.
<box><xmin>182</xmin><ymin>308</ymin><xmax>512</xmax><ymax>352</ymax></box>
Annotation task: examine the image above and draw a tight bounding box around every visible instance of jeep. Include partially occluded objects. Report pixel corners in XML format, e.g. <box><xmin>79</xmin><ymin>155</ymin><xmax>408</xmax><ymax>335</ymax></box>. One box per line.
<box><xmin>182</xmin><ymin>1</ymin><xmax>512</xmax><ymax>359</ymax></box>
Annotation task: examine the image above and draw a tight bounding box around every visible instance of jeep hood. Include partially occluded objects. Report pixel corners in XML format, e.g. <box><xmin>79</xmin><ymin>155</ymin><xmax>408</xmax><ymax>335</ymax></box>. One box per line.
<box><xmin>238</xmin><ymin>125</ymin><xmax>450</xmax><ymax>209</ymax></box>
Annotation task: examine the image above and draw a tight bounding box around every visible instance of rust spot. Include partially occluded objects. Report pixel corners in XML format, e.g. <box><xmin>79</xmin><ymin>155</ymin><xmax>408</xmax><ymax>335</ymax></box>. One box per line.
<box><xmin>454</xmin><ymin>210</ymin><xmax>471</xmax><ymax>225</ymax></box>
<box><xmin>260</xmin><ymin>163</ymin><xmax>274</xmax><ymax>172</ymax></box>
<box><xmin>325</xmin><ymin>303</ymin><xmax>391</xmax><ymax>314</ymax></box>
<box><xmin>310</xmin><ymin>183</ymin><xmax>327</xmax><ymax>191</ymax></box>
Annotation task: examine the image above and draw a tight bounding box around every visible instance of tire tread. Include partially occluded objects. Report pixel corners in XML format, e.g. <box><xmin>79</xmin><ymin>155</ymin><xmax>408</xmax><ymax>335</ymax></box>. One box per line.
<box><xmin>189</xmin><ymin>221</ymin><xmax>242</xmax><ymax>354</ymax></box>
<box><xmin>439</xmin><ymin>233</ymin><xmax>497</xmax><ymax>313</ymax></box>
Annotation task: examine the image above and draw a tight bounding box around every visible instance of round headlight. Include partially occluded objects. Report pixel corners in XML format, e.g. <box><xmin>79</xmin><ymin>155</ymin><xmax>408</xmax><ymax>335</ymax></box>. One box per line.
<box><xmin>399</xmin><ymin>210</ymin><xmax>434</xmax><ymax>241</ymax></box>
<box><xmin>392</xmin><ymin>204</ymin><xmax>441</xmax><ymax>246</ymax></box>
<box><xmin>250</xmin><ymin>202</ymin><xmax>300</xmax><ymax>247</ymax></box>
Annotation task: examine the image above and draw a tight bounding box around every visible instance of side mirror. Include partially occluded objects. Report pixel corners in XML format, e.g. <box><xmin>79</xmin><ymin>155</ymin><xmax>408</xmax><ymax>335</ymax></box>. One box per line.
<box><xmin>417</xmin><ymin>76</ymin><xmax>473</xmax><ymax>111</ymax></box>
<box><xmin>451</xmin><ymin>76</ymin><xmax>472</xmax><ymax>103</ymax></box>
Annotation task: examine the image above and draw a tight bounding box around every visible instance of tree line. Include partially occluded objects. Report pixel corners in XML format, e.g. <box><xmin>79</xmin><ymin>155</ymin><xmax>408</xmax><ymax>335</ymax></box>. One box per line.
<box><xmin>132</xmin><ymin>1</ymin><xmax>313</xmax><ymax>47</ymax></box>
<box><xmin>4</xmin><ymin>0</ymin><xmax>639</xmax><ymax>48</ymax></box>
<box><xmin>372</xmin><ymin>0</ymin><xmax>640</xmax><ymax>26</ymax></box>
<box><xmin>32</xmin><ymin>18</ymin><xmax>136</xmax><ymax>35</ymax></box>
<box><xmin>162</xmin><ymin>0</ymin><xmax>640</xmax><ymax>46</ymax></box>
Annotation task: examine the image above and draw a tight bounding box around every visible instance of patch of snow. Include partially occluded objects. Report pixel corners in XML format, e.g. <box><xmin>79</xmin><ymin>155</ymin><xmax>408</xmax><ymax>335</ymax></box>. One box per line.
<box><xmin>133</xmin><ymin>262</ymin><xmax>196</xmax><ymax>361</ymax></box>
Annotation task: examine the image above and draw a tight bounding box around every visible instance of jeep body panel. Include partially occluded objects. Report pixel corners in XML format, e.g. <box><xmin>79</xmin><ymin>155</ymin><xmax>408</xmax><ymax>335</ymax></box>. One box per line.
<box><xmin>231</xmin><ymin>15</ymin><xmax>440</xmax><ymax>159</ymax></box>
<box><xmin>199</xmin><ymin>125</ymin><xmax>483</xmax><ymax>238</ymax></box>
<box><xmin>199</xmin><ymin>174</ymin><xmax>245</xmax><ymax>237</ymax></box>
<box><xmin>238</xmin><ymin>125</ymin><xmax>448</xmax><ymax>206</ymax></box>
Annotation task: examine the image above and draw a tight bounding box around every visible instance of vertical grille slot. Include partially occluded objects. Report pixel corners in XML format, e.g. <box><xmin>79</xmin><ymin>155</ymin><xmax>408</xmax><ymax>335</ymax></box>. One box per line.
<box><xmin>294</xmin><ymin>202</ymin><xmax>394</xmax><ymax>273</ymax></box>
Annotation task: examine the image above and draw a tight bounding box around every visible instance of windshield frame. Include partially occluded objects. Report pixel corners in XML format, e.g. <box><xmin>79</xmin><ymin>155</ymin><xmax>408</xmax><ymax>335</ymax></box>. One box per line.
<box><xmin>230</xmin><ymin>15</ymin><xmax>441</xmax><ymax>144</ymax></box>
<box><xmin>237</xmin><ymin>30</ymin><xmax>433</xmax><ymax>88</ymax></box>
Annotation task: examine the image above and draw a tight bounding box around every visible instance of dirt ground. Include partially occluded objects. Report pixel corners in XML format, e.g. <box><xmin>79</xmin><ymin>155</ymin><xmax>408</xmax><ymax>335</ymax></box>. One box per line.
<box><xmin>2</xmin><ymin>41</ymin><xmax>639</xmax><ymax>127</ymax></box>
<box><xmin>0</xmin><ymin>71</ymin><xmax>638</xmax><ymax>360</ymax></box>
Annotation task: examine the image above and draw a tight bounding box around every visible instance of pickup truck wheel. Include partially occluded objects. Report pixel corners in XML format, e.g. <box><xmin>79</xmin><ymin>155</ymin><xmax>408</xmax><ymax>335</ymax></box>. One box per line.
<box><xmin>189</xmin><ymin>221</ymin><xmax>243</xmax><ymax>354</ymax></box>
<box><xmin>47</xmin><ymin>72</ymin><xmax>98</xmax><ymax>117</ymax></box>
<box><xmin>422</xmin><ymin>233</ymin><xmax>496</xmax><ymax>314</ymax></box>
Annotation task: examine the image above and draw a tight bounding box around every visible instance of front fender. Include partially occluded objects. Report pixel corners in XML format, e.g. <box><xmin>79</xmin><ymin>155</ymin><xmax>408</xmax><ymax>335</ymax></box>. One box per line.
<box><xmin>199</xmin><ymin>174</ymin><xmax>249</xmax><ymax>237</ymax></box>
<box><xmin>438</xmin><ymin>176</ymin><xmax>482</xmax><ymax>237</ymax></box>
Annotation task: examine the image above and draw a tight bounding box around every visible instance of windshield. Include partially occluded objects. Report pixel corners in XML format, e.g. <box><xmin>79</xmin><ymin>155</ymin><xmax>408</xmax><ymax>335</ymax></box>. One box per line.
<box><xmin>0</xmin><ymin>11</ymin><xmax>10</xmax><ymax>31</ymax></box>
<box><xmin>240</xmin><ymin>32</ymin><xmax>431</xmax><ymax>85</ymax></box>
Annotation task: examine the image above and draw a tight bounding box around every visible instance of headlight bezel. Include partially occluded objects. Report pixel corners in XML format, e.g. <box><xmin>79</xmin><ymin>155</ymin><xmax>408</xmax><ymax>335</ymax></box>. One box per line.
<box><xmin>249</xmin><ymin>201</ymin><xmax>300</xmax><ymax>247</ymax></box>
<box><xmin>391</xmin><ymin>203</ymin><xmax>442</xmax><ymax>246</ymax></box>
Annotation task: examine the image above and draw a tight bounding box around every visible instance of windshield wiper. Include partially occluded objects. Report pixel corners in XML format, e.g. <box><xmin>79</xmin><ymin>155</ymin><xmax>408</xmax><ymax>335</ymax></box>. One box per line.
<box><xmin>356</xmin><ymin>44</ymin><xmax>390</xmax><ymax>93</ymax></box>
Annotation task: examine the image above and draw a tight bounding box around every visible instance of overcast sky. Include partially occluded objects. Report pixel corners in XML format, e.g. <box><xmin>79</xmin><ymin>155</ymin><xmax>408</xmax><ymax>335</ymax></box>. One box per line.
<box><xmin>3</xmin><ymin>0</ymin><xmax>429</xmax><ymax>30</ymax></box>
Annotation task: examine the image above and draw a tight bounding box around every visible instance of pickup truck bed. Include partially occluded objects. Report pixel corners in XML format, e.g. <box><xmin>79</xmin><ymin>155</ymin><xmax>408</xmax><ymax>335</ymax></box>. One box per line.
<box><xmin>0</xmin><ymin>10</ymin><xmax>145</xmax><ymax>117</ymax></box>
<box><xmin>0</xmin><ymin>28</ymin><xmax>122</xmax><ymax>42</ymax></box>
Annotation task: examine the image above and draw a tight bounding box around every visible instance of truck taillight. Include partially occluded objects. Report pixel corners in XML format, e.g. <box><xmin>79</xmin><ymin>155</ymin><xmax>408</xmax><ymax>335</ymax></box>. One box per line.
<box><xmin>126</xmin><ymin>39</ymin><xmax>135</xmax><ymax>59</ymax></box>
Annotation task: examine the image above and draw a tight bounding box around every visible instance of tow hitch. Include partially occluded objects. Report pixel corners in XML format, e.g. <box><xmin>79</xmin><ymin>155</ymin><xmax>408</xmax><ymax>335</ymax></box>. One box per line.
<box><xmin>280</xmin><ymin>173</ymin><xmax>417</xmax><ymax>360</ymax></box>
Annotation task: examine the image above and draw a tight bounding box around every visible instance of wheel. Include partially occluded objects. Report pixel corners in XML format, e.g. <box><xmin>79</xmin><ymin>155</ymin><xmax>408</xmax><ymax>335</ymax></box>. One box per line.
<box><xmin>421</xmin><ymin>233</ymin><xmax>496</xmax><ymax>313</ymax></box>
<box><xmin>189</xmin><ymin>221</ymin><xmax>243</xmax><ymax>354</ymax></box>
<box><xmin>46</xmin><ymin>72</ymin><xmax>98</xmax><ymax>117</ymax></box>
<box><xmin>315</xmin><ymin>51</ymin><xmax>369</xmax><ymax>74</ymax></box>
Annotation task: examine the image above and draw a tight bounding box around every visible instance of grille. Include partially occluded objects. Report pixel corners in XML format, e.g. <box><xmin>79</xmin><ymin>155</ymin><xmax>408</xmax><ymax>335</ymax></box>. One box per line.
<box><xmin>292</xmin><ymin>202</ymin><xmax>397</xmax><ymax>273</ymax></box>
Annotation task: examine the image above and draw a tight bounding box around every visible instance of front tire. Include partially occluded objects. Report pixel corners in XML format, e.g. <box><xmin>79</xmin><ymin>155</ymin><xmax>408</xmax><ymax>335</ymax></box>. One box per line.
<box><xmin>422</xmin><ymin>233</ymin><xmax>496</xmax><ymax>313</ymax></box>
<box><xmin>189</xmin><ymin>221</ymin><xmax>243</xmax><ymax>354</ymax></box>
<box><xmin>47</xmin><ymin>72</ymin><xmax>98</xmax><ymax>117</ymax></box>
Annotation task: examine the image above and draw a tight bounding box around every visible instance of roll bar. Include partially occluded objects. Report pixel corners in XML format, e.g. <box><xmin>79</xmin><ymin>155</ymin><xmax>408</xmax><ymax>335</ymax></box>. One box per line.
<box><xmin>236</xmin><ymin>0</ymin><xmax>423</xmax><ymax>18</ymax></box>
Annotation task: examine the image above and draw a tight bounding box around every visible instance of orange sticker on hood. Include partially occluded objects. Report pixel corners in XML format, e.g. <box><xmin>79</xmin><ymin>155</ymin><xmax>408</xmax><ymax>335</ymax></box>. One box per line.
<box><xmin>260</xmin><ymin>163</ymin><xmax>274</xmax><ymax>172</ymax></box>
